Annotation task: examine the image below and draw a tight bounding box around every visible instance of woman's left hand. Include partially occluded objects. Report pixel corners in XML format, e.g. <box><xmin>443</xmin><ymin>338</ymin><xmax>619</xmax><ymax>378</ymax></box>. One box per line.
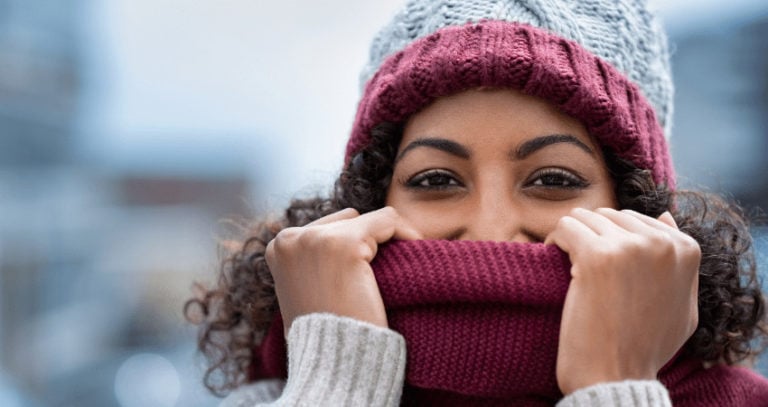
<box><xmin>545</xmin><ymin>208</ymin><xmax>700</xmax><ymax>395</ymax></box>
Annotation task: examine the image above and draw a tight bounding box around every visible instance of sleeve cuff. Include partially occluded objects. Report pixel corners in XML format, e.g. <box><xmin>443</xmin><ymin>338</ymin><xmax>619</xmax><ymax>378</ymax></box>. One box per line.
<box><xmin>557</xmin><ymin>380</ymin><xmax>672</xmax><ymax>407</ymax></box>
<box><xmin>279</xmin><ymin>313</ymin><xmax>406</xmax><ymax>406</ymax></box>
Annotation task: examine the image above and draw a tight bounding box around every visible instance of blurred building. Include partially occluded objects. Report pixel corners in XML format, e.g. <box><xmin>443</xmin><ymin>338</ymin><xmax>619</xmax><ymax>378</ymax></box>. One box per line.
<box><xmin>0</xmin><ymin>1</ymin><xmax>249</xmax><ymax>406</ymax></box>
<box><xmin>672</xmin><ymin>15</ymin><xmax>768</xmax><ymax>211</ymax></box>
<box><xmin>1</xmin><ymin>0</ymin><xmax>83</xmax><ymax>403</ymax></box>
<box><xmin>0</xmin><ymin>0</ymin><xmax>80</xmax><ymax>166</ymax></box>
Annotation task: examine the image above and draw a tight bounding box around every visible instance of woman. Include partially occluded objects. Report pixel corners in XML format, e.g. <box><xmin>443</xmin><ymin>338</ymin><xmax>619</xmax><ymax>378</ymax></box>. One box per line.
<box><xmin>186</xmin><ymin>1</ymin><xmax>768</xmax><ymax>405</ymax></box>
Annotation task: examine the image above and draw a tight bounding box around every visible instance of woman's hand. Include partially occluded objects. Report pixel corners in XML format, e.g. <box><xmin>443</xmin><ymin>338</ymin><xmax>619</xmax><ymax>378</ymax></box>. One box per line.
<box><xmin>265</xmin><ymin>206</ymin><xmax>421</xmax><ymax>336</ymax></box>
<box><xmin>545</xmin><ymin>208</ymin><xmax>700</xmax><ymax>395</ymax></box>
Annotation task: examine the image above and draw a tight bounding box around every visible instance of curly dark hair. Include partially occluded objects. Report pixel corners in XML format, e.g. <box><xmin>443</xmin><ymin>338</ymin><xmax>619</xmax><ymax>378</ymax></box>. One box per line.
<box><xmin>184</xmin><ymin>122</ymin><xmax>768</xmax><ymax>396</ymax></box>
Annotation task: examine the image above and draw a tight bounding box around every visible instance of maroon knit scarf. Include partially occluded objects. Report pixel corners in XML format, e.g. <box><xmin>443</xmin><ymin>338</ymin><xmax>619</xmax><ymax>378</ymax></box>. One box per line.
<box><xmin>249</xmin><ymin>240</ymin><xmax>768</xmax><ymax>406</ymax></box>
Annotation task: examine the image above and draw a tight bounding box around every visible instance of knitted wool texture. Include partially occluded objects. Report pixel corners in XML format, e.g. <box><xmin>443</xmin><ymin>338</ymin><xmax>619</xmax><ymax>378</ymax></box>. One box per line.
<box><xmin>251</xmin><ymin>241</ymin><xmax>768</xmax><ymax>406</ymax></box>
<box><xmin>347</xmin><ymin>21</ymin><xmax>675</xmax><ymax>188</ymax></box>
<box><xmin>374</xmin><ymin>240</ymin><xmax>570</xmax><ymax>405</ymax></box>
<box><xmin>359</xmin><ymin>0</ymin><xmax>674</xmax><ymax>137</ymax></box>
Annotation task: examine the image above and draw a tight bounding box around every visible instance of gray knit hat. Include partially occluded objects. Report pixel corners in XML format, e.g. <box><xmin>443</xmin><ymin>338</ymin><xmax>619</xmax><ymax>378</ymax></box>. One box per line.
<box><xmin>359</xmin><ymin>0</ymin><xmax>674</xmax><ymax>138</ymax></box>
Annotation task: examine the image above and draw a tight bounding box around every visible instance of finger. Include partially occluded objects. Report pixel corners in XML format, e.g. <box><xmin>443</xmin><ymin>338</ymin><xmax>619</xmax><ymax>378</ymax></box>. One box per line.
<box><xmin>567</xmin><ymin>207</ymin><xmax>626</xmax><ymax>236</ymax></box>
<box><xmin>392</xmin><ymin>221</ymin><xmax>423</xmax><ymax>241</ymax></box>
<box><xmin>658</xmin><ymin>211</ymin><xmax>678</xmax><ymax>229</ymax></box>
<box><xmin>620</xmin><ymin>209</ymin><xmax>680</xmax><ymax>233</ymax></box>
<box><xmin>594</xmin><ymin>207</ymin><xmax>661</xmax><ymax>235</ymax></box>
<box><xmin>354</xmin><ymin>206</ymin><xmax>422</xmax><ymax>244</ymax></box>
<box><xmin>306</xmin><ymin>207</ymin><xmax>360</xmax><ymax>226</ymax></box>
<box><xmin>544</xmin><ymin>215</ymin><xmax>598</xmax><ymax>254</ymax></box>
<box><xmin>387</xmin><ymin>208</ymin><xmax>423</xmax><ymax>241</ymax></box>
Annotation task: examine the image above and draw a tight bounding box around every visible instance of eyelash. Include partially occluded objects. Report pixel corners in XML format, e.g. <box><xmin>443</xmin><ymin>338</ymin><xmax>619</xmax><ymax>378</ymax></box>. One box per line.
<box><xmin>524</xmin><ymin>168</ymin><xmax>589</xmax><ymax>189</ymax></box>
<box><xmin>404</xmin><ymin>169</ymin><xmax>462</xmax><ymax>190</ymax></box>
<box><xmin>403</xmin><ymin>168</ymin><xmax>589</xmax><ymax>191</ymax></box>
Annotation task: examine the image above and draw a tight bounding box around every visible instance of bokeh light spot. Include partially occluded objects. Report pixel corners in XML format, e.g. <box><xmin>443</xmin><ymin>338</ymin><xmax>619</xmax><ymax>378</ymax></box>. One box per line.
<box><xmin>114</xmin><ymin>353</ymin><xmax>180</xmax><ymax>407</ymax></box>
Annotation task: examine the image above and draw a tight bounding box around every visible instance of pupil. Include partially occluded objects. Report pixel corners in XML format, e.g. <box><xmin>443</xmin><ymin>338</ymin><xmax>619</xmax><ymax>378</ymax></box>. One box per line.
<box><xmin>431</xmin><ymin>175</ymin><xmax>449</xmax><ymax>185</ymax></box>
<box><xmin>543</xmin><ymin>174</ymin><xmax>566</xmax><ymax>185</ymax></box>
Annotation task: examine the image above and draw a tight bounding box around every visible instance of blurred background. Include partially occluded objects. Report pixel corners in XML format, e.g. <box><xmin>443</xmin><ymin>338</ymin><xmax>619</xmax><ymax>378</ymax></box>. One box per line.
<box><xmin>0</xmin><ymin>0</ymin><xmax>766</xmax><ymax>406</ymax></box>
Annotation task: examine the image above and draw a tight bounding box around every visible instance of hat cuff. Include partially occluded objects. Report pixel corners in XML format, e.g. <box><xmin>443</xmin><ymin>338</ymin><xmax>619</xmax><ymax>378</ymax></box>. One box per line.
<box><xmin>346</xmin><ymin>21</ymin><xmax>674</xmax><ymax>189</ymax></box>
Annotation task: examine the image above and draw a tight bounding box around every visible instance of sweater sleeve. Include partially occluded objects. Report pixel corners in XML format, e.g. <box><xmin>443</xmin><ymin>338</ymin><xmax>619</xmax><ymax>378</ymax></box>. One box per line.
<box><xmin>220</xmin><ymin>313</ymin><xmax>407</xmax><ymax>407</ymax></box>
<box><xmin>556</xmin><ymin>380</ymin><xmax>672</xmax><ymax>407</ymax></box>
<box><xmin>220</xmin><ymin>313</ymin><xmax>674</xmax><ymax>407</ymax></box>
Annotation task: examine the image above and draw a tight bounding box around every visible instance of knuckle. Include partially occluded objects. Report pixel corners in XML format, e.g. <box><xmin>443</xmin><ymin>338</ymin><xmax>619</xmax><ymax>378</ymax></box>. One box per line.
<box><xmin>302</xmin><ymin>227</ymin><xmax>355</xmax><ymax>253</ymax></box>
<box><xmin>265</xmin><ymin>240</ymin><xmax>277</xmax><ymax>264</ymax></box>
<box><xmin>668</xmin><ymin>232</ymin><xmax>701</xmax><ymax>270</ymax></box>
<box><xmin>619</xmin><ymin>235</ymin><xmax>645</xmax><ymax>255</ymax></box>
<box><xmin>272</xmin><ymin>227</ymin><xmax>299</xmax><ymax>248</ymax></box>
<box><xmin>324</xmin><ymin>232</ymin><xmax>351</xmax><ymax>250</ymax></box>
<box><xmin>556</xmin><ymin>215</ymin><xmax>573</xmax><ymax>229</ymax></box>
<box><xmin>645</xmin><ymin>229</ymin><xmax>671</xmax><ymax>247</ymax></box>
<box><xmin>342</xmin><ymin>207</ymin><xmax>360</xmax><ymax>217</ymax></box>
<box><xmin>594</xmin><ymin>207</ymin><xmax>616</xmax><ymax>216</ymax></box>
<box><xmin>377</xmin><ymin>205</ymin><xmax>397</xmax><ymax>219</ymax></box>
<box><xmin>267</xmin><ymin>227</ymin><xmax>304</xmax><ymax>266</ymax></box>
<box><xmin>355</xmin><ymin>238</ymin><xmax>376</xmax><ymax>260</ymax></box>
<box><xmin>296</xmin><ymin>227</ymin><xmax>324</xmax><ymax>247</ymax></box>
<box><xmin>680</xmin><ymin>235</ymin><xmax>702</xmax><ymax>258</ymax></box>
<box><xmin>632</xmin><ymin>230</ymin><xmax>675</xmax><ymax>259</ymax></box>
<box><xmin>567</xmin><ymin>207</ymin><xmax>583</xmax><ymax>217</ymax></box>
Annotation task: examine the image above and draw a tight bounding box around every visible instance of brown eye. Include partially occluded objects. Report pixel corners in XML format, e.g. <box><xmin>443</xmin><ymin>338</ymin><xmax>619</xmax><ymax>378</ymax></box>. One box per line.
<box><xmin>526</xmin><ymin>168</ymin><xmax>588</xmax><ymax>189</ymax></box>
<box><xmin>405</xmin><ymin>169</ymin><xmax>462</xmax><ymax>190</ymax></box>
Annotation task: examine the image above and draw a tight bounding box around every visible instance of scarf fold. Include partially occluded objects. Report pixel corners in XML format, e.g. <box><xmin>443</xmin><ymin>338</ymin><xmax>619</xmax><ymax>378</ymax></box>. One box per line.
<box><xmin>373</xmin><ymin>240</ymin><xmax>570</xmax><ymax>404</ymax></box>
<box><xmin>249</xmin><ymin>239</ymin><xmax>768</xmax><ymax>406</ymax></box>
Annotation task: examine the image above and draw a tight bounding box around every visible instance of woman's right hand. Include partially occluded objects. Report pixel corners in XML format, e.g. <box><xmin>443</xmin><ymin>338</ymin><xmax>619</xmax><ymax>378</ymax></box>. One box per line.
<box><xmin>265</xmin><ymin>206</ymin><xmax>422</xmax><ymax>336</ymax></box>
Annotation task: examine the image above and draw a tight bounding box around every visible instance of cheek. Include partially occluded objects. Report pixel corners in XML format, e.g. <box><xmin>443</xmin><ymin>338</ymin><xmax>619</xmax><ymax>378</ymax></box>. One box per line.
<box><xmin>589</xmin><ymin>180</ymin><xmax>619</xmax><ymax>210</ymax></box>
<box><xmin>519</xmin><ymin>188</ymin><xmax>618</xmax><ymax>238</ymax></box>
<box><xmin>386</xmin><ymin>190</ymin><xmax>465</xmax><ymax>240</ymax></box>
<box><xmin>518</xmin><ymin>205</ymin><xmax>569</xmax><ymax>240</ymax></box>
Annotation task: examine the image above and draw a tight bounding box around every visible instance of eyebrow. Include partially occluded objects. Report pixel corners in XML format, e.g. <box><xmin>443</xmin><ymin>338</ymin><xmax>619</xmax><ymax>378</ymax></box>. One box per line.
<box><xmin>394</xmin><ymin>133</ymin><xmax>595</xmax><ymax>164</ymax></box>
<box><xmin>514</xmin><ymin>134</ymin><xmax>594</xmax><ymax>159</ymax></box>
<box><xmin>394</xmin><ymin>137</ymin><xmax>471</xmax><ymax>163</ymax></box>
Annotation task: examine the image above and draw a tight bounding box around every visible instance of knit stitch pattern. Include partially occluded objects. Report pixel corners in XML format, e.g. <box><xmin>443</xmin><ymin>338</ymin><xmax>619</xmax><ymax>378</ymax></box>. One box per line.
<box><xmin>360</xmin><ymin>0</ymin><xmax>673</xmax><ymax>137</ymax></box>
<box><xmin>659</xmin><ymin>357</ymin><xmax>768</xmax><ymax>407</ymax></box>
<box><xmin>373</xmin><ymin>240</ymin><xmax>570</xmax><ymax>404</ymax></box>
<box><xmin>249</xmin><ymin>240</ymin><xmax>768</xmax><ymax>406</ymax></box>
<box><xmin>557</xmin><ymin>380</ymin><xmax>671</xmax><ymax>407</ymax></box>
<box><xmin>346</xmin><ymin>22</ymin><xmax>675</xmax><ymax>188</ymax></box>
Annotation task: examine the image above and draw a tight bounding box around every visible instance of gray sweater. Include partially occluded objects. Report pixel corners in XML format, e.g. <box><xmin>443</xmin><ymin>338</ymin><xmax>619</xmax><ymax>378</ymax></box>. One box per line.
<box><xmin>220</xmin><ymin>314</ymin><xmax>672</xmax><ymax>407</ymax></box>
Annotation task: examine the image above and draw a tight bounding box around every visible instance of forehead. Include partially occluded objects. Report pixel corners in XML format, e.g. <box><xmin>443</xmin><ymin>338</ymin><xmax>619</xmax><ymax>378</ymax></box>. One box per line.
<box><xmin>400</xmin><ymin>88</ymin><xmax>598</xmax><ymax>152</ymax></box>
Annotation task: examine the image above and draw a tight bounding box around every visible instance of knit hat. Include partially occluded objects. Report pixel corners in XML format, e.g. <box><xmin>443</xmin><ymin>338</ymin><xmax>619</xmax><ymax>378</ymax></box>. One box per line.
<box><xmin>346</xmin><ymin>0</ymin><xmax>676</xmax><ymax>188</ymax></box>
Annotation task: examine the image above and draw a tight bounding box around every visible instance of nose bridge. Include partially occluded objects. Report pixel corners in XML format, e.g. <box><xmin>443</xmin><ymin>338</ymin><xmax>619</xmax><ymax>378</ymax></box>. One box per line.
<box><xmin>464</xmin><ymin>181</ymin><xmax>527</xmax><ymax>242</ymax></box>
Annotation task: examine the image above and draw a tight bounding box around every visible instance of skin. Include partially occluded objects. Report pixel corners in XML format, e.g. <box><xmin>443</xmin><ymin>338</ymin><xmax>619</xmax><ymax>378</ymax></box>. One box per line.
<box><xmin>266</xmin><ymin>88</ymin><xmax>700</xmax><ymax>395</ymax></box>
<box><xmin>386</xmin><ymin>88</ymin><xmax>617</xmax><ymax>242</ymax></box>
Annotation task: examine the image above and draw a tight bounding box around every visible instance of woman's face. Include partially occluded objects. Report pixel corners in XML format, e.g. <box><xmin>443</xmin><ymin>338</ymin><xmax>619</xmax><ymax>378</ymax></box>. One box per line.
<box><xmin>386</xmin><ymin>88</ymin><xmax>617</xmax><ymax>242</ymax></box>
